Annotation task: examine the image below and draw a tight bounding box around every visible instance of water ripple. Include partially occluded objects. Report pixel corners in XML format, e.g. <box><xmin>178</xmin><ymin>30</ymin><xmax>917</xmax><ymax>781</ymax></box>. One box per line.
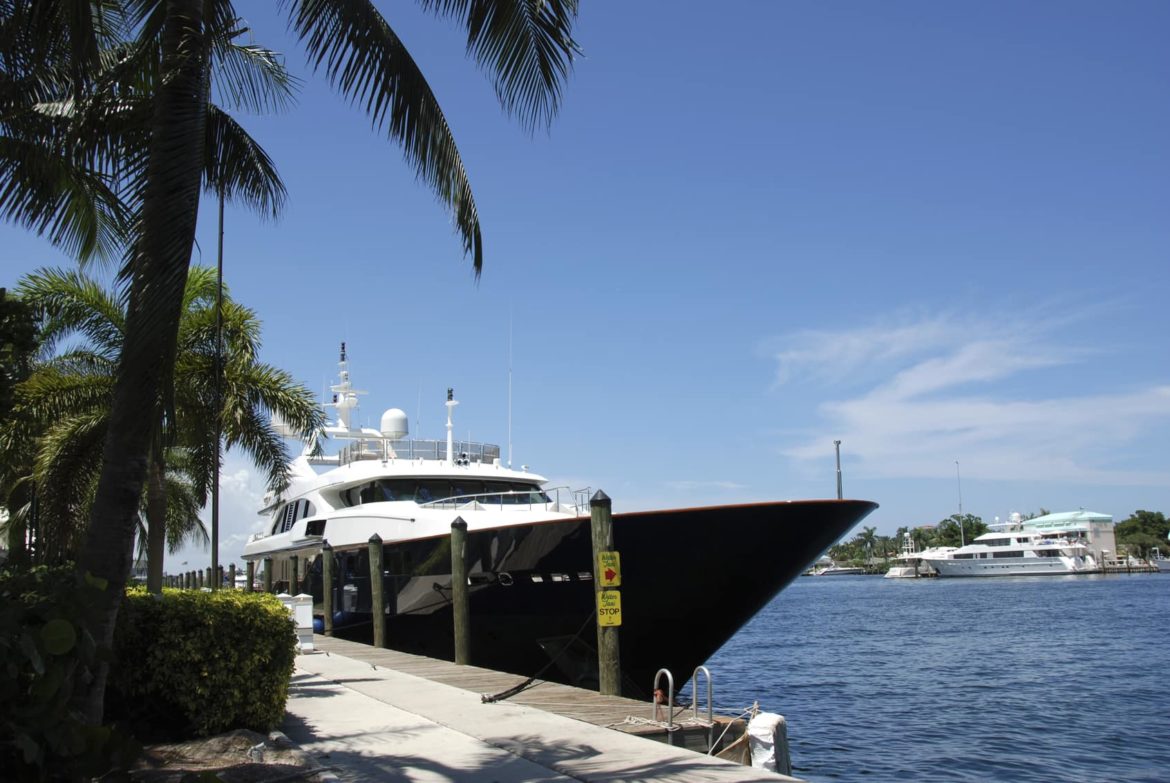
<box><xmin>695</xmin><ymin>574</ymin><xmax>1170</xmax><ymax>782</ymax></box>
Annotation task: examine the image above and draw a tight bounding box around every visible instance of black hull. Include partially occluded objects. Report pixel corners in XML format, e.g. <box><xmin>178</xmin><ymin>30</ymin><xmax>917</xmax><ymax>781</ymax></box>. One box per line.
<box><xmin>304</xmin><ymin>499</ymin><xmax>877</xmax><ymax>697</ymax></box>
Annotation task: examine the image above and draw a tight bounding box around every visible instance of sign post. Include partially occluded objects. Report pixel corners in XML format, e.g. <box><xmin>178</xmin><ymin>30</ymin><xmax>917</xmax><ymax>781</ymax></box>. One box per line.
<box><xmin>591</xmin><ymin>490</ymin><xmax>621</xmax><ymax>695</ymax></box>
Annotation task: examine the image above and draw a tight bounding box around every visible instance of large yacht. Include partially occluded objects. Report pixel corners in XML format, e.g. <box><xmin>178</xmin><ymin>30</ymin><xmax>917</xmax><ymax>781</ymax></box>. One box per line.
<box><xmin>921</xmin><ymin>514</ymin><xmax>1102</xmax><ymax>577</ymax></box>
<box><xmin>242</xmin><ymin>345</ymin><xmax>879</xmax><ymax>695</ymax></box>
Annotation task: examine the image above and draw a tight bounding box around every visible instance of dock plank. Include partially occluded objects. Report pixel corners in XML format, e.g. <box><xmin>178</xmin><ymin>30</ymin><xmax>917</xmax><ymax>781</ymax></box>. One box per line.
<box><xmin>310</xmin><ymin>635</ymin><xmax>721</xmax><ymax>738</ymax></box>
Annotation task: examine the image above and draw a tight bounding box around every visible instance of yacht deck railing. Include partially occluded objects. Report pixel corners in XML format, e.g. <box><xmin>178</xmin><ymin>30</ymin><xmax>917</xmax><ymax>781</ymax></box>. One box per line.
<box><xmin>332</xmin><ymin>439</ymin><xmax>502</xmax><ymax>467</ymax></box>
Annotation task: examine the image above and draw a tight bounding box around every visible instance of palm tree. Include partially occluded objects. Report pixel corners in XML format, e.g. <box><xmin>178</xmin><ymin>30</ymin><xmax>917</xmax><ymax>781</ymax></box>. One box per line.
<box><xmin>857</xmin><ymin>525</ymin><xmax>877</xmax><ymax>564</ymax></box>
<box><xmin>4</xmin><ymin>0</ymin><xmax>581</xmax><ymax>724</ymax></box>
<box><xmin>11</xmin><ymin>266</ymin><xmax>323</xmax><ymax>589</ymax></box>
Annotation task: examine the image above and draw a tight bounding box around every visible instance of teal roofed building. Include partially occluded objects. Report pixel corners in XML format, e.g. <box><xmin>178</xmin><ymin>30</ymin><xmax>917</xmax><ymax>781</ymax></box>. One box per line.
<box><xmin>1021</xmin><ymin>510</ymin><xmax>1116</xmax><ymax>563</ymax></box>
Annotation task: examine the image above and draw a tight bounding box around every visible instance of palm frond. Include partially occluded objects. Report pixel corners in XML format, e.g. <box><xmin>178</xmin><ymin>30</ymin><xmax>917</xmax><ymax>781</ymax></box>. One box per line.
<box><xmin>209</xmin><ymin>20</ymin><xmax>299</xmax><ymax>115</ymax></box>
<box><xmin>0</xmin><ymin>134</ymin><xmax>131</xmax><ymax>262</ymax></box>
<box><xmin>204</xmin><ymin>103</ymin><xmax>286</xmax><ymax>218</ymax></box>
<box><xmin>284</xmin><ymin>0</ymin><xmax>483</xmax><ymax>274</ymax></box>
<box><xmin>17</xmin><ymin>268</ymin><xmax>126</xmax><ymax>358</ymax></box>
<box><xmin>420</xmin><ymin>0</ymin><xmax>579</xmax><ymax>132</ymax></box>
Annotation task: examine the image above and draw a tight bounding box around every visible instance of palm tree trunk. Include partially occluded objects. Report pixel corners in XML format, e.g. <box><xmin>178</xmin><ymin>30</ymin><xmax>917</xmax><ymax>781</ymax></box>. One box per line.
<box><xmin>146</xmin><ymin>435</ymin><xmax>167</xmax><ymax>594</ymax></box>
<box><xmin>74</xmin><ymin>0</ymin><xmax>208</xmax><ymax>726</ymax></box>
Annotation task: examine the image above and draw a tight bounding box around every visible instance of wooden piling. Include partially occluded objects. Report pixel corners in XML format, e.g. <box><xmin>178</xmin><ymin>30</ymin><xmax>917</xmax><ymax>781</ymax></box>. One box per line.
<box><xmin>205</xmin><ymin>567</ymin><xmax>212</xmax><ymax>590</ymax></box>
<box><xmin>322</xmin><ymin>541</ymin><xmax>335</xmax><ymax>636</ymax></box>
<box><xmin>263</xmin><ymin>557</ymin><xmax>273</xmax><ymax>593</ymax></box>
<box><xmin>451</xmin><ymin>518</ymin><xmax>470</xmax><ymax>665</ymax></box>
<box><xmin>591</xmin><ymin>490</ymin><xmax>621</xmax><ymax>696</ymax></box>
<box><xmin>369</xmin><ymin>534</ymin><xmax>386</xmax><ymax>648</ymax></box>
<box><xmin>246</xmin><ymin>560</ymin><xmax>255</xmax><ymax>593</ymax></box>
<box><xmin>218</xmin><ymin>566</ymin><xmax>225</xmax><ymax>590</ymax></box>
<box><xmin>228</xmin><ymin>563</ymin><xmax>236</xmax><ymax>591</ymax></box>
<box><xmin>291</xmin><ymin>555</ymin><xmax>299</xmax><ymax>595</ymax></box>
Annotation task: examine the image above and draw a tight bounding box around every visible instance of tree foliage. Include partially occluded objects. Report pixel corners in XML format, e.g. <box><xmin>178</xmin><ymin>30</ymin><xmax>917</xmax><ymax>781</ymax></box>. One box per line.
<box><xmin>1115</xmin><ymin>510</ymin><xmax>1169</xmax><ymax>558</ymax></box>
<box><xmin>4</xmin><ymin>266</ymin><xmax>322</xmax><ymax>585</ymax></box>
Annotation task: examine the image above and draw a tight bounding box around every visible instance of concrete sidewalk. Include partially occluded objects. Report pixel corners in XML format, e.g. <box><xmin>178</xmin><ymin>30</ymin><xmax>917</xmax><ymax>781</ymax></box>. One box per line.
<box><xmin>283</xmin><ymin>650</ymin><xmax>800</xmax><ymax>782</ymax></box>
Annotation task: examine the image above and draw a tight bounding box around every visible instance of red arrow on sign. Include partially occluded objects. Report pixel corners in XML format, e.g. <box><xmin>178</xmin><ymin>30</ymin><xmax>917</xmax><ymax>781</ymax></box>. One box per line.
<box><xmin>605</xmin><ymin>568</ymin><xmax>617</xmax><ymax>582</ymax></box>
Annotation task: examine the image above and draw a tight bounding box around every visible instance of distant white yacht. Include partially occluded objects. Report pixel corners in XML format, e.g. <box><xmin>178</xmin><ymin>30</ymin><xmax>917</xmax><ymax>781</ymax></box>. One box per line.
<box><xmin>922</xmin><ymin>511</ymin><xmax>1111</xmax><ymax>577</ymax></box>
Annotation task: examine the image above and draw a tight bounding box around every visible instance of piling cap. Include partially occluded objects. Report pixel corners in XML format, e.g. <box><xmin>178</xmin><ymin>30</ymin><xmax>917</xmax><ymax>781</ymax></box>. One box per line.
<box><xmin>591</xmin><ymin>489</ymin><xmax>611</xmax><ymax>505</ymax></box>
<box><xmin>451</xmin><ymin>516</ymin><xmax>468</xmax><ymax>530</ymax></box>
<box><xmin>368</xmin><ymin>533</ymin><xmax>383</xmax><ymax>544</ymax></box>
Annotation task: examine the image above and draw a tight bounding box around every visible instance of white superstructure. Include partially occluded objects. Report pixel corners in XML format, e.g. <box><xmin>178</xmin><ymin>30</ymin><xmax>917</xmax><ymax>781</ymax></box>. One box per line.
<box><xmin>242</xmin><ymin>344</ymin><xmax>585</xmax><ymax>569</ymax></box>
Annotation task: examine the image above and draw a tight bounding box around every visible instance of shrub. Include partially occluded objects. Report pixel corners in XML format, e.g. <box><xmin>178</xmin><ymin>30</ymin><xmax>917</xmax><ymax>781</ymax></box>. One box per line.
<box><xmin>0</xmin><ymin>565</ymin><xmax>139</xmax><ymax>781</ymax></box>
<box><xmin>108</xmin><ymin>588</ymin><xmax>297</xmax><ymax>739</ymax></box>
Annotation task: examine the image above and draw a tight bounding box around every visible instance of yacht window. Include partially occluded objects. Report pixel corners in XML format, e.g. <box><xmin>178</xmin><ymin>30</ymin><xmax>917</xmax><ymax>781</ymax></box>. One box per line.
<box><xmin>511</xmin><ymin>483</ymin><xmax>549</xmax><ymax>504</ymax></box>
<box><xmin>415</xmin><ymin>480</ymin><xmax>451</xmax><ymax>503</ymax></box>
<box><xmin>279</xmin><ymin>503</ymin><xmax>297</xmax><ymax>533</ymax></box>
<box><xmin>450</xmin><ymin>480</ymin><xmax>485</xmax><ymax>499</ymax></box>
<box><xmin>992</xmin><ymin>551</ymin><xmax>1018</xmax><ymax>559</ymax></box>
<box><xmin>306</xmin><ymin>519</ymin><xmax>326</xmax><ymax>537</ymax></box>
<box><xmin>359</xmin><ymin>482</ymin><xmax>376</xmax><ymax>504</ymax></box>
<box><xmin>983</xmin><ymin>538</ymin><xmax>1010</xmax><ymax>547</ymax></box>
<box><xmin>374</xmin><ymin>479</ymin><xmax>414</xmax><ymax>501</ymax></box>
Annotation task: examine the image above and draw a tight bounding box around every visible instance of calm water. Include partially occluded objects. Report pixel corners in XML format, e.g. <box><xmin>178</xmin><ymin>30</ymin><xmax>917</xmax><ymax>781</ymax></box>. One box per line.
<box><xmin>696</xmin><ymin>573</ymin><xmax>1169</xmax><ymax>782</ymax></box>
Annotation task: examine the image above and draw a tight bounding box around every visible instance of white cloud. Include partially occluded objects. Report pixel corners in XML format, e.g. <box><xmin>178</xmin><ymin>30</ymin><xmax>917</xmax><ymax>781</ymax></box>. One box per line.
<box><xmin>167</xmin><ymin>454</ymin><xmax>271</xmax><ymax>572</ymax></box>
<box><xmin>769</xmin><ymin>308</ymin><xmax>1170</xmax><ymax>486</ymax></box>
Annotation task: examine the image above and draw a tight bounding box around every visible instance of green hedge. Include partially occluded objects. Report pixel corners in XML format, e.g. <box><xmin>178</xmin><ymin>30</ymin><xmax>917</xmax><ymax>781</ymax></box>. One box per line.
<box><xmin>108</xmin><ymin>588</ymin><xmax>297</xmax><ymax>739</ymax></box>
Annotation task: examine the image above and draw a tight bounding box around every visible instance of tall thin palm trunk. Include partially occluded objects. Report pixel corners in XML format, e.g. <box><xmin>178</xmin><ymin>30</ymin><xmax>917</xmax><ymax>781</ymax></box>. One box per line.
<box><xmin>75</xmin><ymin>0</ymin><xmax>209</xmax><ymax>725</ymax></box>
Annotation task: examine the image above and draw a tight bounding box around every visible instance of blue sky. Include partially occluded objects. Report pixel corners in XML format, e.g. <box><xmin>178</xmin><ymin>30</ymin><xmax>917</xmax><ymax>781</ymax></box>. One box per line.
<box><xmin>3</xmin><ymin>2</ymin><xmax>1168</xmax><ymax>569</ymax></box>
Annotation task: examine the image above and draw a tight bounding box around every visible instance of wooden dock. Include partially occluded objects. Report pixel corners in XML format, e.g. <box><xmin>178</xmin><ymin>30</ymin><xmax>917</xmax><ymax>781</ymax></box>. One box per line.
<box><xmin>310</xmin><ymin>635</ymin><xmax>751</xmax><ymax>760</ymax></box>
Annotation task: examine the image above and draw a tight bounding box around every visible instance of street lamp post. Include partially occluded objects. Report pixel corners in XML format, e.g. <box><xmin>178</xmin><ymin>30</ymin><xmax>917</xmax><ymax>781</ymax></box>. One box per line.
<box><xmin>834</xmin><ymin>440</ymin><xmax>843</xmax><ymax>500</ymax></box>
<box><xmin>955</xmin><ymin>460</ymin><xmax>965</xmax><ymax>547</ymax></box>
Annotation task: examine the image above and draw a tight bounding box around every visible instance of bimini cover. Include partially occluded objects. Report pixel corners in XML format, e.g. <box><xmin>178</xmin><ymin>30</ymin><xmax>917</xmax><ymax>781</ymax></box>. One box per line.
<box><xmin>748</xmin><ymin>712</ymin><xmax>792</xmax><ymax>775</ymax></box>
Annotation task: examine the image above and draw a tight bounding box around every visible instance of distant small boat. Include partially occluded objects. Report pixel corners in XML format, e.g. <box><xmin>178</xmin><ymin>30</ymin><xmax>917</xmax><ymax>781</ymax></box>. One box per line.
<box><xmin>1150</xmin><ymin>548</ymin><xmax>1170</xmax><ymax>573</ymax></box>
<box><xmin>806</xmin><ymin>557</ymin><xmax>865</xmax><ymax>576</ymax></box>
<box><xmin>885</xmin><ymin>532</ymin><xmax>955</xmax><ymax>578</ymax></box>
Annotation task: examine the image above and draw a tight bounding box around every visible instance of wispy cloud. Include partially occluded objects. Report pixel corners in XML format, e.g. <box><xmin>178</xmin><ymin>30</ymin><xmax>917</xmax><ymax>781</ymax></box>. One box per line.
<box><xmin>768</xmin><ymin>308</ymin><xmax>1170</xmax><ymax>485</ymax></box>
<box><xmin>664</xmin><ymin>480</ymin><xmax>747</xmax><ymax>492</ymax></box>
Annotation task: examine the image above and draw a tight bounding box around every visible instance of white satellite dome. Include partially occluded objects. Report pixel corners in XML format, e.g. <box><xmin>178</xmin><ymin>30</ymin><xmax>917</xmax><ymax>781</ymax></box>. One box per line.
<box><xmin>380</xmin><ymin>408</ymin><xmax>409</xmax><ymax>439</ymax></box>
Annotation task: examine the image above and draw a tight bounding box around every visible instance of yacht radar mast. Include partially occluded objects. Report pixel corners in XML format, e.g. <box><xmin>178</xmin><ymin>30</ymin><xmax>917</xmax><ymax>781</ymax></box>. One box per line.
<box><xmin>328</xmin><ymin>341</ymin><xmax>367</xmax><ymax>432</ymax></box>
<box><xmin>446</xmin><ymin>388</ymin><xmax>459</xmax><ymax>467</ymax></box>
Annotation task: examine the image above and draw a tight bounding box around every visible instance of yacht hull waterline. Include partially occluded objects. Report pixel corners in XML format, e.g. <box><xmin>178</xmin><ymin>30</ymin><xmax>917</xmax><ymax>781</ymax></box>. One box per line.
<box><xmin>256</xmin><ymin>499</ymin><xmax>878</xmax><ymax>696</ymax></box>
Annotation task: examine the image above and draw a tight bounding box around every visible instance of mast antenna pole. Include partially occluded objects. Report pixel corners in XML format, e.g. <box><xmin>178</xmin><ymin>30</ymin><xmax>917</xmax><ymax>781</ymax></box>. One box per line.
<box><xmin>507</xmin><ymin>307</ymin><xmax>513</xmax><ymax>468</ymax></box>
<box><xmin>955</xmin><ymin>460</ymin><xmax>965</xmax><ymax>547</ymax></box>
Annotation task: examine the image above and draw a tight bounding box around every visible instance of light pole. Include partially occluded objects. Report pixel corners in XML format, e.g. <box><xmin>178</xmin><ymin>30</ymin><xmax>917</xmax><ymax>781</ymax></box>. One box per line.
<box><xmin>211</xmin><ymin>186</ymin><xmax>224</xmax><ymax>588</ymax></box>
<box><xmin>834</xmin><ymin>440</ymin><xmax>843</xmax><ymax>500</ymax></box>
<box><xmin>955</xmin><ymin>460</ymin><xmax>965</xmax><ymax>547</ymax></box>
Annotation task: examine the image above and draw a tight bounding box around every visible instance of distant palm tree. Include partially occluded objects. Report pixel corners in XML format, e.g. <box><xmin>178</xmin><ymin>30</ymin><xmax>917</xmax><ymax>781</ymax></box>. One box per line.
<box><xmin>9</xmin><ymin>266</ymin><xmax>322</xmax><ymax>589</ymax></box>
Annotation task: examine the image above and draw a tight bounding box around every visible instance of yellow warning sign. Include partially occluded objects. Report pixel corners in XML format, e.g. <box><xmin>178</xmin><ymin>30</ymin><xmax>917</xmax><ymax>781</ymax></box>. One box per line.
<box><xmin>597</xmin><ymin>589</ymin><xmax>622</xmax><ymax>627</ymax></box>
<box><xmin>597</xmin><ymin>551</ymin><xmax>621</xmax><ymax>587</ymax></box>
